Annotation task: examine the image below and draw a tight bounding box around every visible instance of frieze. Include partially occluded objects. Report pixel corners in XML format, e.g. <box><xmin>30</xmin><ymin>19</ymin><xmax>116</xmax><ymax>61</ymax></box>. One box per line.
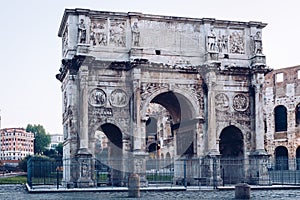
<box><xmin>62</xmin><ymin>24</ymin><xmax>68</xmax><ymax>55</ymax></box>
<box><xmin>63</xmin><ymin>105</ymin><xmax>73</xmax><ymax>123</ymax></box>
<box><xmin>215</xmin><ymin>93</ymin><xmax>229</xmax><ymax>111</ymax></box>
<box><xmin>233</xmin><ymin>94</ymin><xmax>248</xmax><ymax>111</ymax></box>
<box><xmin>110</xmin><ymin>89</ymin><xmax>128</xmax><ymax>107</ymax></box>
<box><xmin>92</xmin><ymin>107</ymin><xmax>113</xmax><ymax>117</ymax></box>
<box><xmin>216</xmin><ymin>110</ymin><xmax>250</xmax><ymax>126</ymax></box>
<box><xmin>89</xmin><ymin>88</ymin><xmax>106</xmax><ymax>107</ymax></box>
<box><xmin>63</xmin><ymin>91</ymin><xmax>68</xmax><ymax>113</ymax></box>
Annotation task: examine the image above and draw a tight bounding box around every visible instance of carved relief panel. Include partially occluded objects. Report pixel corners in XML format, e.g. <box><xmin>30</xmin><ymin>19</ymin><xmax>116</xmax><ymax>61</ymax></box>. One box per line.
<box><xmin>206</xmin><ymin>28</ymin><xmax>245</xmax><ymax>55</ymax></box>
<box><xmin>215</xmin><ymin>93</ymin><xmax>229</xmax><ymax>111</ymax></box>
<box><xmin>90</xmin><ymin>18</ymin><xmax>126</xmax><ymax>47</ymax></box>
<box><xmin>90</xmin><ymin>19</ymin><xmax>108</xmax><ymax>46</ymax></box>
<box><xmin>233</xmin><ymin>94</ymin><xmax>248</xmax><ymax>112</ymax></box>
<box><xmin>109</xmin><ymin>20</ymin><xmax>126</xmax><ymax>47</ymax></box>
<box><xmin>89</xmin><ymin>88</ymin><xmax>106</xmax><ymax>107</ymax></box>
<box><xmin>62</xmin><ymin>25</ymin><xmax>68</xmax><ymax>55</ymax></box>
<box><xmin>110</xmin><ymin>89</ymin><xmax>128</xmax><ymax>107</ymax></box>
<box><xmin>229</xmin><ymin>30</ymin><xmax>245</xmax><ymax>54</ymax></box>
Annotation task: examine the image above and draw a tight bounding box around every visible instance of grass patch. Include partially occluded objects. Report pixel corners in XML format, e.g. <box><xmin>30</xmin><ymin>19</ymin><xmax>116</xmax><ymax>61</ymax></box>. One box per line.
<box><xmin>146</xmin><ymin>174</ymin><xmax>173</xmax><ymax>182</ymax></box>
<box><xmin>0</xmin><ymin>175</ymin><xmax>27</xmax><ymax>184</ymax></box>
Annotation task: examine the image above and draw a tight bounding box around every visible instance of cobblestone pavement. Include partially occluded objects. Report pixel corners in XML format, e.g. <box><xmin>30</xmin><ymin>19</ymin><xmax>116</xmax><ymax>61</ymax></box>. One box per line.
<box><xmin>1</xmin><ymin>185</ymin><xmax>300</xmax><ymax>200</ymax></box>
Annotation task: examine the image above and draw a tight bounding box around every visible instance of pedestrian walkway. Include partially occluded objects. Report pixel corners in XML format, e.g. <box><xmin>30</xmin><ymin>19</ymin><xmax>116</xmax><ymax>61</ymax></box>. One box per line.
<box><xmin>25</xmin><ymin>183</ymin><xmax>187</xmax><ymax>193</ymax></box>
<box><xmin>218</xmin><ymin>184</ymin><xmax>300</xmax><ymax>190</ymax></box>
<box><xmin>26</xmin><ymin>183</ymin><xmax>300</xmax><ymax>194</ymax></box>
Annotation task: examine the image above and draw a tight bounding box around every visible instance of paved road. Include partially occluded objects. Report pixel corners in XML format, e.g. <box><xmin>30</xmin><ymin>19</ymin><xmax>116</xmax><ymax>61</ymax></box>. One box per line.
<box><xmin>1</xmin><ymin>184</ymin><xmax>300</xmax><ymax>199</ymax></box>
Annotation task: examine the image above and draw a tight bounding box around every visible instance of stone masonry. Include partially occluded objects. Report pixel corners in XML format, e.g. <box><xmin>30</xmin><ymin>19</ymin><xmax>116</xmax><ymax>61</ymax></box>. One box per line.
<box><xmin>264</xmin><ymin>65</ymin><xmax>300</xmax><ymax>169</ymax></box>
<box><xmin>56</xmin><ymin>8</ymin><xmax>271</xmax><ymax>187</ymax></box>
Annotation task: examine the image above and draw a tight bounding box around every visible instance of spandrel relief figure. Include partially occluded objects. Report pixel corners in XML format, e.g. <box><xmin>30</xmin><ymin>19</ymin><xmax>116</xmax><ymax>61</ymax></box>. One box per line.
<box><xmin>78</xmin><ymin>19</ymin><xmax>87</xmax><ymax>44</ymax></box>
<box><xmin>132</xmin><ymin>22</ymin><xmax>140</xmax><ymax>46</ymax></box>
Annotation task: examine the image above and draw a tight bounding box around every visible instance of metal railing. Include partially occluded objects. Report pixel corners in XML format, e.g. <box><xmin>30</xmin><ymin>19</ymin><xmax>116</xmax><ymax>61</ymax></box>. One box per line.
<box><xmin>27</xmin><ymin>157</ymin><xmax>300</xmax><ymax>189</ymax></box>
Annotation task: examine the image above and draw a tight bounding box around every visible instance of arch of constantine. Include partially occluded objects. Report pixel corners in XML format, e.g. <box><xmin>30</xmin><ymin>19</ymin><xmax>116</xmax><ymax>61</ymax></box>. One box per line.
<box><xmin>56</xmin><ymin>8</ymin><xmax>271</xmax><ymax>187</ymax></box>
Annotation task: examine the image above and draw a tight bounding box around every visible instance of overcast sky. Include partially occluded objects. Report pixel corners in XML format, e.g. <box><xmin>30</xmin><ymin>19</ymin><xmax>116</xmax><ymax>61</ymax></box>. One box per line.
<box><xmin>0</xmin><ymin>0</ymin><xmax>299</xmax><ymax>134</ymax></box>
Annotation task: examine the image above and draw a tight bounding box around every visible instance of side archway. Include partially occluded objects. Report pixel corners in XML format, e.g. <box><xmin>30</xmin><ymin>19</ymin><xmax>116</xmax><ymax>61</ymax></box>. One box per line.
<box><xmin>98</xmin><ymin>123</ymin><xmax>124</xmax><ymax>186</ymax></box>
<box><xmin>219</xmin><ymin>125</ymin><xmax>244</xmax><ymax>158</ymax></box>
<box><xmin>219</xmin><ymin>125</ymin><xmax>244</xmax><ymax>184</ymax></box>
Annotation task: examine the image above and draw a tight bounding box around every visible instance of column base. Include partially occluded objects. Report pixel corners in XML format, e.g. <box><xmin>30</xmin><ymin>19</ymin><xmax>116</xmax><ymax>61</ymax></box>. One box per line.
<box><xmin>133</xmin><ymin>151</ymin><xmax>148</xmax><ymax>187</ymax></box>
<box><xmin>249</xmin><ymin>153</ymin><xmax>271</xmax><ymax>185</ymax></box>
<box><xmin>76</xmin><ymin>151</ymin><xmax>94</xmax><ymax>188</ymax></box>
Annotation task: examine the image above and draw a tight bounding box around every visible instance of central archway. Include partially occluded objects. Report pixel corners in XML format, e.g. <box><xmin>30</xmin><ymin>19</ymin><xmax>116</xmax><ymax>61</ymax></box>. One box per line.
<box><xmin>149</xmin><ymin>91</ymin><xmax>196</xmax><ymax>157</ymax></box>
<box><xmin>219</xmin><ymin>125</ymin><xmax>244</xmax><ymax>184</ymax></box>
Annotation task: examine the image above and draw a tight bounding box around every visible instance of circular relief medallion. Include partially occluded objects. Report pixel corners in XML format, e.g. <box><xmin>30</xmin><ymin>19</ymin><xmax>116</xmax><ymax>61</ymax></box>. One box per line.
<box><xmin>233</xmin><ymin>94</ymin><xmax>248</xmax><ymax>111</ymax></box>
<box><xmin>215</xmin><ymin>93</ymin><xmax>229</xmax><ymax>111</ymax></box>
<box><xmin>89</xmin><ymin>88</ymin><xmax>106</xmax><ymax>107</ymax></box>
<box><xmin>110</xmin><ymin>89</ymin><xmax>128</xmax><ymax>107</ymax></box>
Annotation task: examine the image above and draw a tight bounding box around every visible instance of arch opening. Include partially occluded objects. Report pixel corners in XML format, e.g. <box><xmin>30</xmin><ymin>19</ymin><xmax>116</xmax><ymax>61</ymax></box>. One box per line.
<box><xmin>97</xmin><ymin>123</ymin><xmax>123</xmax><ymax>186</ymax></box>
<box><xmin>147</xmin><ymin>91</ymin><xmax>196</xmax><ymax>158</ymax></box>
<box><xmin>275</xmin><ymin>146</ymin><xmax>289</xmax><ymax>170</ymax></box>
<box><xmin>219</xmin><ymin>125</ymin><xmax>244</xmax><ymax>184</ymax></box>
<box><xmin>274</xmin><ymin>105</ymin><xmax>287</xmax><ymax>132</ymax></box>
<box><xmin>219</xmin><ymin>125</ymin><xmax>244</xmax><ymax>158</ymax></box>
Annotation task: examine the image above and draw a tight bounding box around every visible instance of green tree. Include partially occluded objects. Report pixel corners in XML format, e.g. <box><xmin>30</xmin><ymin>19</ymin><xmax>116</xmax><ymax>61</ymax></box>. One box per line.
<box><xmin>18</xmin><ymin>155</ymin><xmax>31</xmax><ymax>172</ymax></box>
<box><xmin>56</xmin><ymin>143</ymin><xmax>63</xmax><ymax>156</ymax></box>
<box><xmin>26</xmin><ymin>124</ymin><xmax>51</xmax><ymax>154</ymax></box>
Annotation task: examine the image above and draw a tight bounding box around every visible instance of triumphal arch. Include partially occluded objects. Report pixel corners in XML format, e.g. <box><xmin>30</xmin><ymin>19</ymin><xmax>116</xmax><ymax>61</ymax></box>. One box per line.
<box><xmin>56</xmin><ymin>8</ymin><xmax>271</xmax><ymax>187</ymax></box>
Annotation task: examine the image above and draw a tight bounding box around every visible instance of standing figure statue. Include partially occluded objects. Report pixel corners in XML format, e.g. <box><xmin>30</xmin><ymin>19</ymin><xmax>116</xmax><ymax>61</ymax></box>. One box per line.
<box><xmin>78</xmin><ymin>19</ymin><xmax>86</xmax><ymax>43</ymax></box>
<box><xmin>132</xmin><ymin>22</ymin><xmax>140</xmax><ymax>46</ymax></box>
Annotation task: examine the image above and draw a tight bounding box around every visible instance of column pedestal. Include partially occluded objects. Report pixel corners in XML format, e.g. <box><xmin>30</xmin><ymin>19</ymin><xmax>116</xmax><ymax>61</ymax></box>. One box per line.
<box><xmin>205</xmin><ymin>154</ymin><xmax>223</xmax><ymax>187</ymax></box>
<box><xmin>76</xmin><ymin>152</ymin><xmax>94</xmax><ymax>187</ymax></box>
<box><xmin>132</xmin><ymin>151</ymin><xmax>148</xmax><ymax>187</ymax></box>
<box><xmin>249</xmin><ymin>153</ymin><xmax>270</xmax><ymax>185</ymax></box>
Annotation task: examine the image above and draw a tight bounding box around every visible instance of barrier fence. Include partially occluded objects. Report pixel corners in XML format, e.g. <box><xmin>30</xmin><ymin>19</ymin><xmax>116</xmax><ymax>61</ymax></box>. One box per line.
<box><xmin>27</xmin><ymin>157</ymin><xmax>300</xmax><ymax>189</ymax></box>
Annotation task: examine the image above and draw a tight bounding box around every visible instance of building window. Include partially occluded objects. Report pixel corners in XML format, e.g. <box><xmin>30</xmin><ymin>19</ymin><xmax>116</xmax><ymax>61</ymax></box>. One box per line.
<box><xmin>296</xmin><ymin>104</ymin><xmax>300</xmax><ymax>126</ymax></box>
<box><xmin>276</xmin><ymin>73</ymin><xmax>284</xmax><ymax>83</ymax></box>
<box><xmin>275</xmin><ymin>105</ymin><xmax>287</xmax><ymax>132</ymax></box>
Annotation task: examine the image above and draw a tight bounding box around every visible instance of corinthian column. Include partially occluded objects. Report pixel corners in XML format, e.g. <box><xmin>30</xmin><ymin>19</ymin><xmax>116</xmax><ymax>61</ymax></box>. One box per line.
<box><xmin>206</xmin><ymin>71</ymin><xmax>218</xmax><ymax>155</ymax></box>
<box><xmin>252</xmin><ymin>73</ymin><xmax>266</xmax><ymax>154</ymax></box>
<box><xmin>78</xmin><ymin>65</ymin><xmax>89</xmax><ymax>154</ymax></box>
